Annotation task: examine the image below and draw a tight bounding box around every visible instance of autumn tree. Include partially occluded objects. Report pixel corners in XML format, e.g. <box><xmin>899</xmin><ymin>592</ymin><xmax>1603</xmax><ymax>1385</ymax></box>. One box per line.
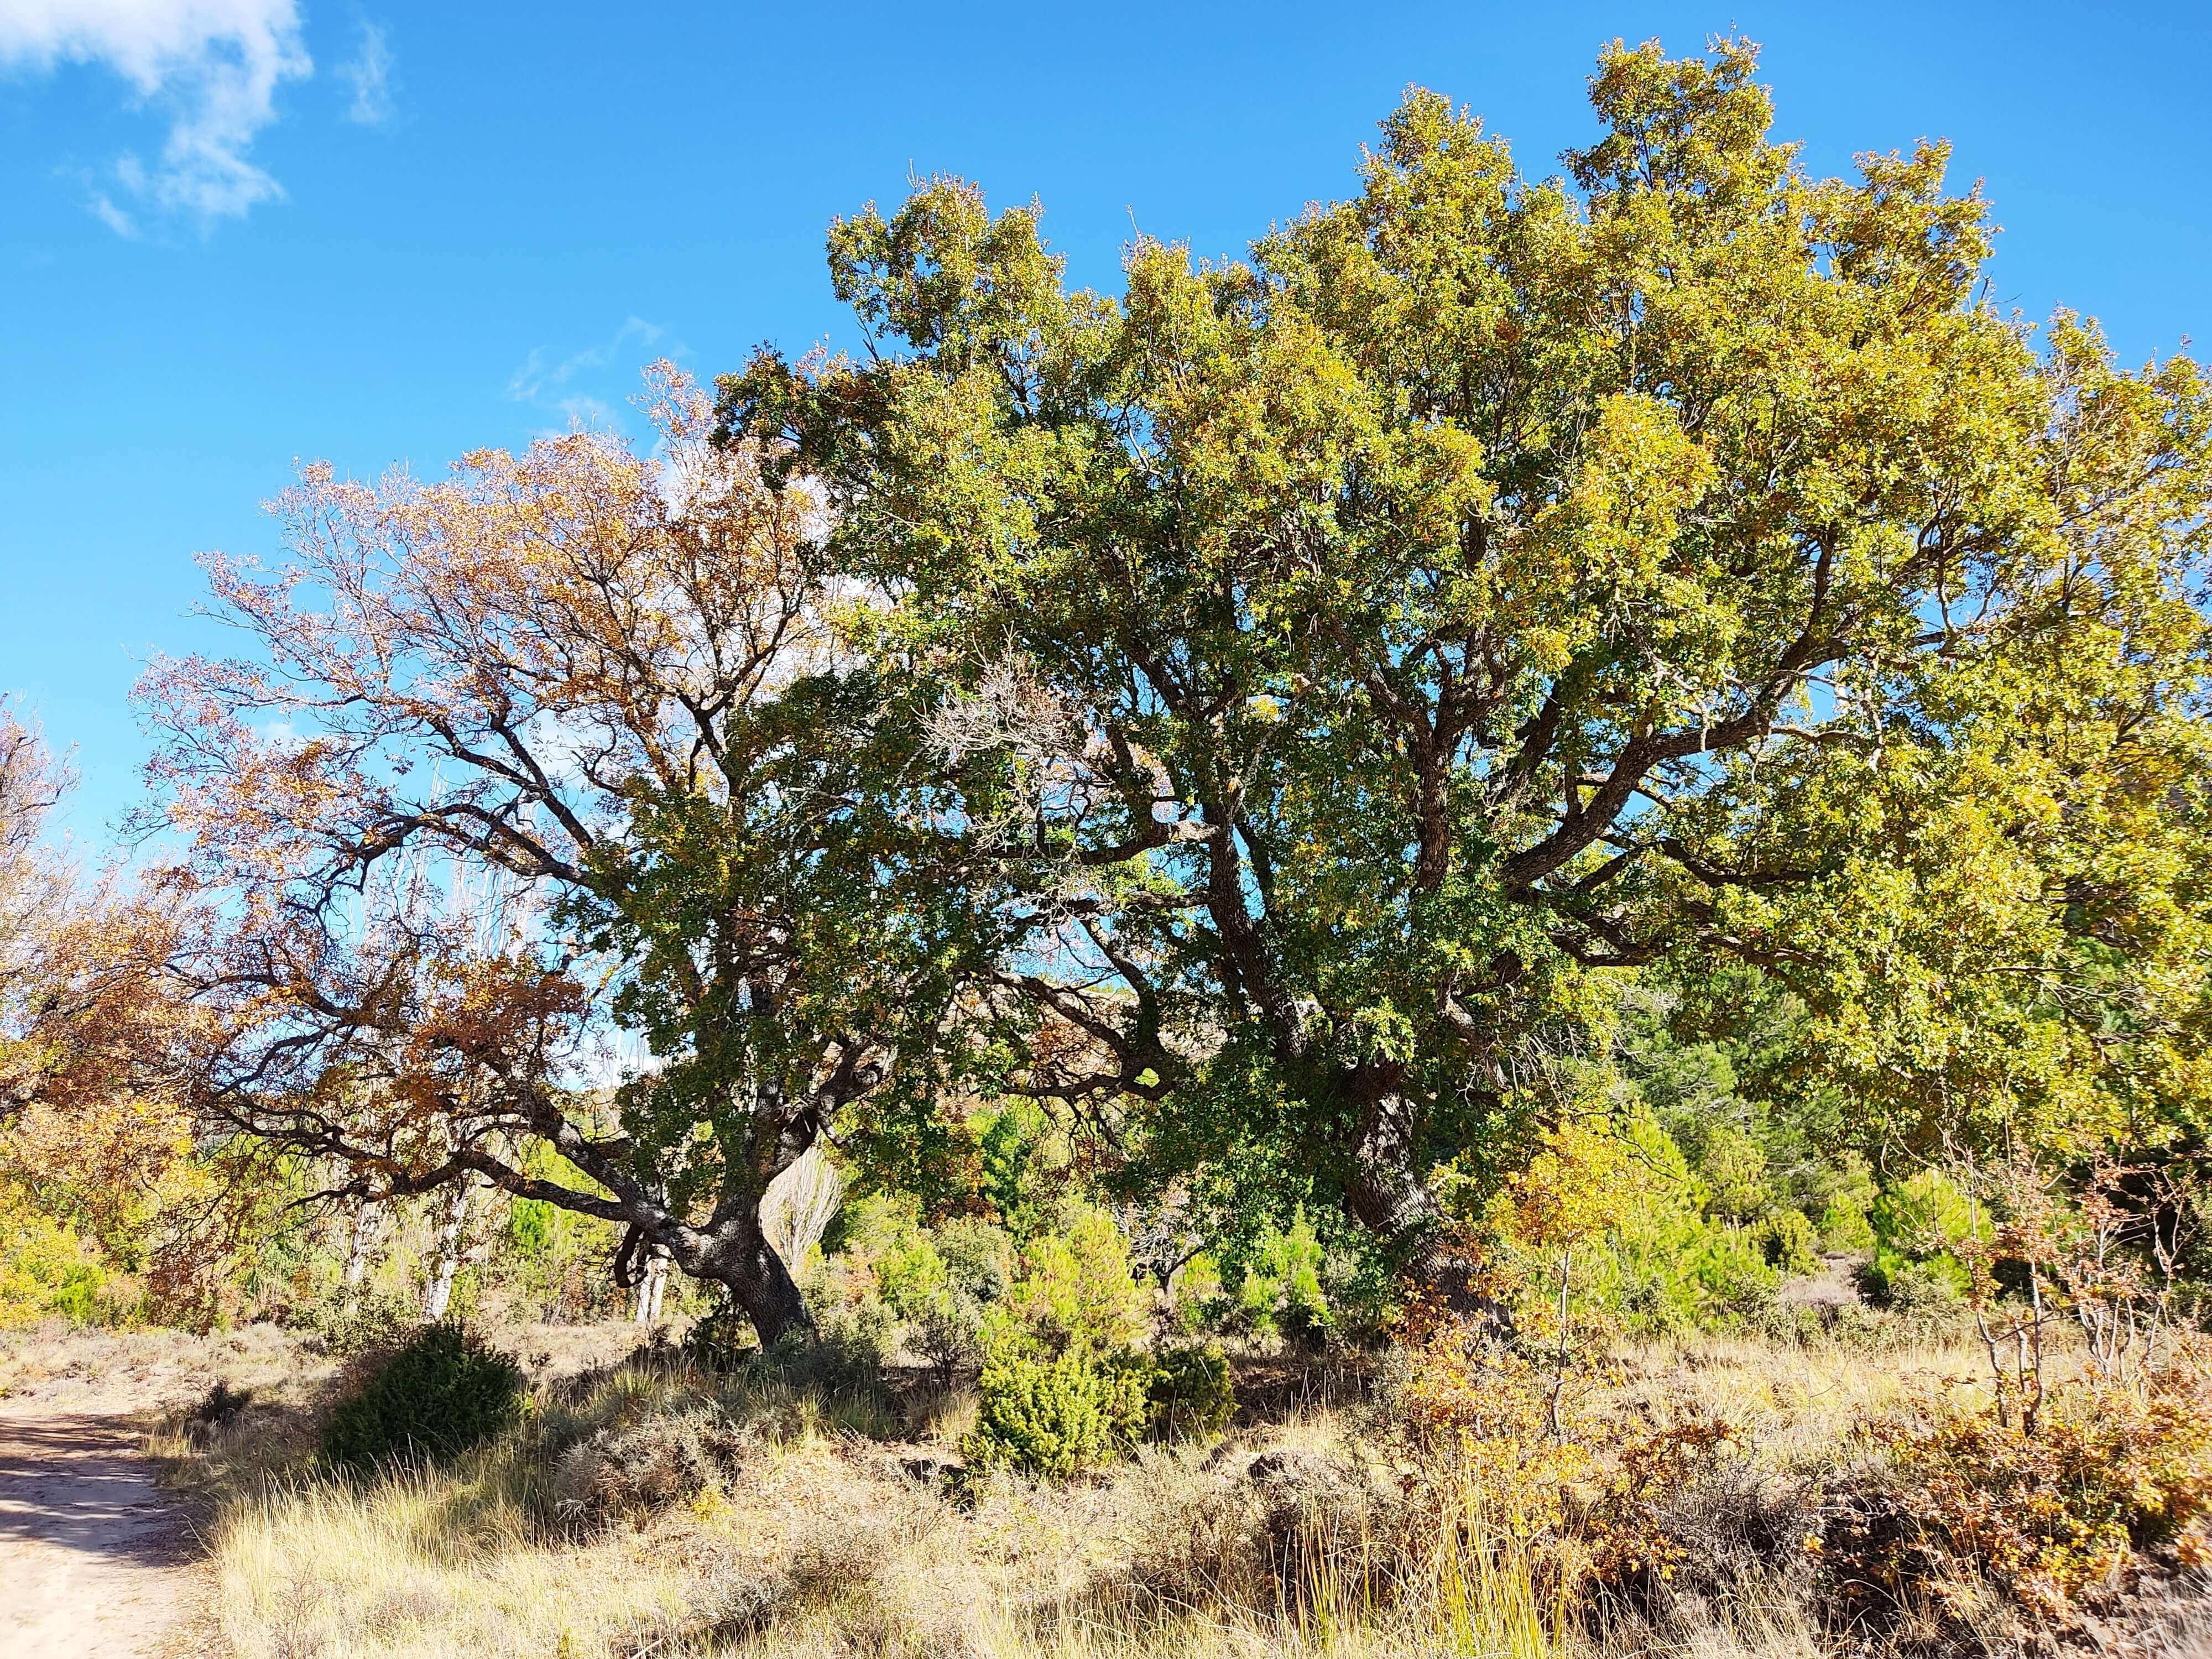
<box><xmin>720</xmin><ymin>39</ymin><xmax>2212</xmax><ymax>1272</ymax></box>
<box><xmin>139</xmin><ymin>370</ymin><xmax>994</xmax><ymax>1343</ymax></box>
<box><xmin>0</xmin><ymin>707</ymin><xmax>73</xmax><ymax>1102</ymax></box>
<box><xmin>0</xmin><ymin>707</ymin><xmax>212</xmax><ymax>1307</ymax></box>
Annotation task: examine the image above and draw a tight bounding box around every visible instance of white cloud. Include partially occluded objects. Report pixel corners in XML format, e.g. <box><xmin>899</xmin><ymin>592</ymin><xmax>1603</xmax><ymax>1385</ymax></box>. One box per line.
<box><xmin>508</xmin><ymin>318</ymin><xmax>670</xmax><ymax>411</ymax></box>
<box><xmin>337</xmin><ymin>17</ymin><xmax>388</xmax><ymax>126</ymax></box>
<box><xmin>88</xmin><ymin>186</ymin><xmax>137</xmax><ymax>235</ymax></box>
<box><xmin>0</xmin><ymin>0</ymin><xmax>310</xmax><ymax>226</ymax></box>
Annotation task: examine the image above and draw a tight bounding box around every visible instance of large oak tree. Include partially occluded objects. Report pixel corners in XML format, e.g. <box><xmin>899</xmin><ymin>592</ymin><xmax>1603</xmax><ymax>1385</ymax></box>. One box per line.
<box><xmin>722</xmin><ymin>40</ymin><xmax>2212</xmax><ymax>1266</ymax></box>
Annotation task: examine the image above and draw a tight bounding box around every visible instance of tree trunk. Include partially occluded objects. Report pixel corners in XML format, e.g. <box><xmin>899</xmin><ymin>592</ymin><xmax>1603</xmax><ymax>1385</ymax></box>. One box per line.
<box><xmin>633</xmin><ymin>1245</ymin><xmax>671</xmax><ymax>1325</ymax></box>
<box><xmin>424</xmin><ymin>1178</ymin><xmax>474</xmax><ymax>1321</ymax></box>
<box><xmin>1345</xmin><ymin>1090</ymin><xmax>1516</xmax><ymax>1339</ymax></box>
<box><xmin>698</xmin><ymin>1212</ymin><xmax>813</xmax><ymax>1348</ymax></box>
<box><xmin>343</xmin><ymin>1197</ymin><xmax>382</xmax><ymax>1290</ymax></box>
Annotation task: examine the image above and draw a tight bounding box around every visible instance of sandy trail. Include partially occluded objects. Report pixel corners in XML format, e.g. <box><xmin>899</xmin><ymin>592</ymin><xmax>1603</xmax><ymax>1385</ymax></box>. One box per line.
<box><xmin>0</xmin><ymin>1404</ymin><xmax>195</xmax><ymax>1658</ymax></box>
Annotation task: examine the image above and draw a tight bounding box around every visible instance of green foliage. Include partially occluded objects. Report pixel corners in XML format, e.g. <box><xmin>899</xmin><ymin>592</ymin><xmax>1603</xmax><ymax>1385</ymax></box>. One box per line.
<box><xmin>1006</xmin><ymin>1207</ymin><xmax>1149</xmax><ymax>1357</ymax></box>
<box><xmin>1874</xmin><ymin>1168</ymin><xmax>1981</xmax><ymax>1253</ymax></box>
<box><xmin>959</xmin><ymin>1209</ymin><xmax>1168</xmax><ymax>1475</ymax></box>
<box><xmin>505</xmin><ymin>1196</ymin><xmax>556</xmax><ymax>1256</ymax></box>
<box><xmin>491</xmin><ymin>1142</ymin><xmax>626</xmax><ymax>1322</ymax></box>
<box><xmin>1693</xmin><ymin>1122</ymin><xmax>1773</xmax><ymax>1225</ymax></box>
<box><xmin>804</xmin><ymin>1196</ymin><xmax>1019</xmax><ymax>1381</ymax></box>
<box><xmin>64</xmin><ymin>35</ymin><xmax>2212</xmax><ymax>1373</ymax></box>
<box><xmin>1169</xmin><ymin>1253</ymin><xmax>1224</xmax><ymax>1334</ymax></box>
<box><xmin>681</xmin><ymin>1305</ymin><xmax>750</xmax><ymax>1373</ymax></box>
<box><xmin>320</xmin><ymin>1323</ymin><xmax>525</xmax><ymax>1475</ymax></box>
<box><xmin>873</xmin><ymin>1228</ymin><xmax>948</xmax><ymax>1318</ymax></box>
<box><xmin>1594</xmin><ymin>1117</ymin><xmax>1765</xmax><ymax>1326</ymax></box>
<box><xmin>1755</xmin><ymin>1208</ymin><xmax>1822</xmax><ymax>1275</ymax></box>
<box><xmin>1820</xmin><ymin>1196</ymin><xmax>1877</xmax><ymax>1255</ymax></box>
<box><xmin>908</xmin><ymin>1217</ymin><xmax>1014</xmax><ymax>1380</ymax></box>
<box><xmin>0</xmin><ymin>1204</ymin><xmax>118</xmax><ymax>1327</ymax></box>
<box><xmin>721</xmin><ymin>31</ymin><xmax>2212</xmax><ymax>1279</ymax></box>
<box><xmin>936</xmin><ymin>1217</ymin><xmax>1015</xmax><ymax>1306</ymax></box>
<box><xmin>963</xmin><ymin>1344</ymin><xmax>1155</xmax><ymax>1480</ymax></box>
<box><xmin>1235</xmin><ymin>1209</ymin><xmax>1331</xmax><ymax>1347</ymax></box>
<box><xmin>977</xmin><ymin>1104</ymin><xmax>1049</xmax><ymax>1240</ymax></box>
<box><xmin>315</xmin><ymin>1288</ymin><xmax>418</xmax><ymax>1358</ymax></box>
<box><xmin>1146</xmin><ymin>1342</ymin><xmax>1236</xmax><ymax>1439</ymax></box>
<box><xmin>1688</xmin><ymin>1225</ymin><xmax>1782</xmax><ymax>1313</ymax></box>
<box><xmin>1488</xmin><ymin>1111</ymin><xmax>1782</xmax><ymax>1334</ymax></box>
<box><xmin>1816</xmin><ymin>1156</ymin><xmax>1880</xmax><ymax>1252</ymax></box>
<box><xmin>1864</xmin><ymin>1168</ymin><xmax>1985</xmax><ymax>1304</ymax></box>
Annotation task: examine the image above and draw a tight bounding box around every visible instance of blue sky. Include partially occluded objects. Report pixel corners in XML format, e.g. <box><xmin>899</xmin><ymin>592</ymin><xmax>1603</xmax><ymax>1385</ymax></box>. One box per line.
<box><xmin>4</xmin><ymin>0</ymin><xmax>2211</xmax><ymax>843</ymax></box>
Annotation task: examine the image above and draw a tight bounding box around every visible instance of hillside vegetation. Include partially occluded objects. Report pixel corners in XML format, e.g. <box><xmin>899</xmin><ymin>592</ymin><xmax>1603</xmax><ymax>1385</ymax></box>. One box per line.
<box><xmin>3</xmin><ymin>33</ymin><xmax>2211</xmax><ymax>1659</ymax></box>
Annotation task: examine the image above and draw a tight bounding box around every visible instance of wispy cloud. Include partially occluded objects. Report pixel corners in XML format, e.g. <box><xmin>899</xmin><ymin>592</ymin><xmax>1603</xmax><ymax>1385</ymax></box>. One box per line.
<box><xmin>508</xmin><ymin>318</ymin><xmax>675</xmax><ymax>426</ymax></box>
<box><xmin>88</xmin><ymin>187</ymin><xmax>138</xmax><ymax>237</ymax></box>
<box><xmin>337</xmin><ymin>17</ymin><xmax>390</xmax><ymax>126</ymax></box>
<box><xmin>0</xmin><ymin>0</ymin><xmax>311</xmax><ymax>231</ymax></box>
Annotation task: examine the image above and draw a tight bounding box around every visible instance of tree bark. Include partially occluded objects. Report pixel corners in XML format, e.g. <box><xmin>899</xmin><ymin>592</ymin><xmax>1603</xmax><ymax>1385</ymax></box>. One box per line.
<box><xmin>698</xmin><ymin>1212</ymin><xmax>813</xmax><ymax>1348</ymax></box>
<box><xmin>343</xmin><ymin>1196</ymin><xmax>382</xmax><ymax>1291</ymax></box>
<box><xmin>423</xmin><ymin>1178</ymin><xmax>474</xmax><ymax>1321</ymax></box>
<box><xmin>633</xmin><ymin>1245</ymin><xmax>671</xmax><ymax>1325</ymax></box>
<box><xmin>1344</xmin><ymin>1088</ymin><xmax>1516</xmax><ymax>1338</ymax></box>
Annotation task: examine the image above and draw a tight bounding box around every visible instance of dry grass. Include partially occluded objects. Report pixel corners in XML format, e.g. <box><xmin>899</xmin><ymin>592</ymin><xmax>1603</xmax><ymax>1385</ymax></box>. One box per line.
<box><xmin>187</xmin><ymin>1331</ymin><xmax>1925</xmax><ymax>1659</ymax></box>
<box><xmin>1610</xmin><ymin>1329</ymin><xmax>1993</xmax><ymax>1469</ymax></box>
<box><xmin>0</xmin><ymin>1318</ymin><xmax>315</xmax><ymax>1412</ymax></box>
<box><xmin>107</xmin><ymin>1321</ymin><xmax>2191</xmax><ymax>1658</ymax></box>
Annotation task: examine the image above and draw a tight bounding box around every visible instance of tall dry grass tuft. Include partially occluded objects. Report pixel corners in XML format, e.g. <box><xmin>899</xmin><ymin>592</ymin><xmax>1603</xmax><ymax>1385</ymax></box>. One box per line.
<box><xmin>217</xmin><ymin>1464</ymin><xmax>696</xmax><ymax>1658</ymax></box>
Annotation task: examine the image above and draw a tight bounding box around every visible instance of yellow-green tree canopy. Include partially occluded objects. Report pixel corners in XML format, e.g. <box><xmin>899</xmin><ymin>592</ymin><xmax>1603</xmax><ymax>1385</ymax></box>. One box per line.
<box><xmin>722</xmin><ymin>38</ymin><xmax>2212</xmax><ymax>1263</ymax></box>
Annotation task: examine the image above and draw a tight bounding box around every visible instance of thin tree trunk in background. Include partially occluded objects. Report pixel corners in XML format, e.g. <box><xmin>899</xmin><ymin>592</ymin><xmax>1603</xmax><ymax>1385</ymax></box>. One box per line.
<box><xmin>761</xmin><ymin>1146</ymin><xmax>845</xmax><ymax>1276</ymax></box>
<box><xmin>424</xmin><ymin>1178</ymin><xmax>475</xmax><ymax>1321</ymax></box>
<box><xmin>634</xmin><ymin>1245</ymin><xmax>671</xmax><ymax>1324</ymax></box>
<box><xmin>343</xmin><ymin>1197</ymin><xmax>381</xmax><ymax>1291</ymax></box>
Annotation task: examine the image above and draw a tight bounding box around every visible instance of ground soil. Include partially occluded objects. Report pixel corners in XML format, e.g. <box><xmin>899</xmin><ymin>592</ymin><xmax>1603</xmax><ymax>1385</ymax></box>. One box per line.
<box><xmin>0</xmin><ymin>1400</ymin><xmax>195</xmax><ymax>1658</ymax></box>
<box><xmin>0</xmin><ymin>1316</ymin><xmax>646</xmax><ymax>1658</ymax></box>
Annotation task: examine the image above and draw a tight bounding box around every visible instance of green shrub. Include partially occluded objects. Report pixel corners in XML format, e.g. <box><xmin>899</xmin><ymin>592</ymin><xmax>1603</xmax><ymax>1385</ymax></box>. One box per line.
<box><xmin>1815</xmin><ymin>1154</ymin><xmax>1879</xmax><ymax>1251</ymax></box>
<box><xmin>873</xmin><ymin>1229</ymin><xmax>948</xmax><ymax>1317</ymax></box>
<box><xmin>936</xmin><ymin>1218</ymin><xmax>1014</xmax><ymax>1306</ymax></box>
<box><xmin>1169</xmin><ymin>1252</ymin><xmax>1225</xmax><ymax>1334</ymax></box>
<box><xmin>1872</xmin><ymin>1168</ymin><xmax>1979</xmax><ymax>1248</ymax></box>
<box><xmin>978</xmin><ymin>1103</ymin><xmax>1050</xmax><ymax>1239</ymax></box>
<box><xmin>1690</xmin><ymin>1223</ymin><xmax>1780</xmax><ymax>1314</ymax></box>
<box><xmin>1755</xmin><ymin>1208</ymin><xmax>1821</xmax><ymax>1275</ymax></box>
<box><xmin>1819</xmin><ymin>1191</ymin><xmax>1877</xmax><ymax>1253</ymax></box>
<box><xmin>320</xmin><ymin>1322</ymin><xmax>525</xmax><ymax>1474</ymax></box>
<box><xmin>315</xmin><ymin>1287</ymin><xmax>418</xmax><ymax>1357</ymax></box>
<box><xmin>760</xmin><ymin>1305</ymin><xmax>892</xmax><ymax>1395</ymax></box>
<box><xmin>1868</xmin><ymin>1253</ymin><xmax>1969</xmax><ymax>1310</ymax></box>
<box><xmin>912</xmin><ymin>1300</ymin><xmax>985</xmax><ymax>1382</ymax></box>
<box><xmin>1010</xmin><ymin>1207</ymin><xmax>1149</xmax><ymax>1355</ymax></box>
<box><xmin>1147</xmin><ymin>1342</ymin><xmax>1235</xmax><ymax>1439</ymax></box>
<box><xmin>900</xmin><ymin>1218</ymin><xmax>1014</xmax><ymax>1382</ymax></box>
<box><xmin>1692</xmin><ymin>1120</ymin><xmax>1773</xmax><ymax>1223</ymax></box>
<box><xmin>1537</xmin><ymin>1111</ymin><xmax>1773</xmax><ymax>1333</ymax></box>
<box><xmin>963</xmin><ymin>1344</ymin><xmax>1155</xmax><ymax>1479</ymax></box>
<box><xmin>1863</xmin><ymin>1168</ymin><xmax>1984</xmax><ymax>1307</ymax></box>
<box><xmin>0</xmin><ymin>1207</ymin><xmax>115</xmax><ymax>1328</ymax></box>
<box><xmin>1238</xmin><ymin>1209</ymin><xmax>1331</xmax><ymax>1347</ymax></box>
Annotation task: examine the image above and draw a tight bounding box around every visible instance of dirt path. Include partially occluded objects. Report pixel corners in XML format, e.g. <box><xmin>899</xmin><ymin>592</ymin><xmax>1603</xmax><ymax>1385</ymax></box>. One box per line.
<box><xmin>0</xmin><ymin>1404</ymin><xmax>196</xmax><ymax>1658</ymax></box>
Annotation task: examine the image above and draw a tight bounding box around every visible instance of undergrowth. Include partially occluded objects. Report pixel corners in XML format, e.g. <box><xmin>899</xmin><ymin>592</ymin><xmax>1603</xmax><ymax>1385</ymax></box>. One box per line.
<box><xmin>164</xmin><ymin>1314</ymin><xmax>2212</xmax><ymax>1659</ymax></box>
